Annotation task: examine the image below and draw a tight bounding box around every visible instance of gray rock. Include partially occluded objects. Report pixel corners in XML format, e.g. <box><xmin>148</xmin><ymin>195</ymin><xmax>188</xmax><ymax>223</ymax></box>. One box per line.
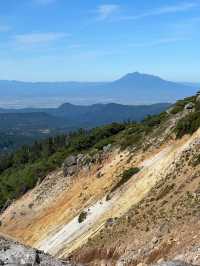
<box><xmin>153</xmin><ymin>260</ymin><xmax>196</xmax><ymax>266</ymax></box>
<box><xmin>76</xmin><ymin>154</ymin><xmax>85</xmax><ymax>165</ymax></box>
<box><xmin>103</xmin><ymin>144</ymin><xmax>112</xmax><ymax>153</ymax></box>
<box><xmin>0</xmin><ymin>236</ymin><xmax>75</xmax><ymax>265</ymax></box>
<box><xmin>78</xmin><ymin>154</ymin><xmax>92</xmax><ymax>166</ymax></box>
<box><xmin>64</xmin><ymin>155</ymin><xmax>77</xmax><ymax>167</ymax></box>
<box><xmin>184</xmin><ymin>102</ymin><xmax>194</xmax><ymax>110</ymax></box>
<box><xmin>63</xmin><ymin>152</ymin><xmax>102</xmax><ymax>177</ymax></box>
<box><xmin>67</xmin><ymin>165</ymin><xmax>77</xmax><ymax>176</ymax></box>
<box><xmin>63</xmin><ymin>155</ymin><xmax>78</xmax><ymax>176</ymax></box>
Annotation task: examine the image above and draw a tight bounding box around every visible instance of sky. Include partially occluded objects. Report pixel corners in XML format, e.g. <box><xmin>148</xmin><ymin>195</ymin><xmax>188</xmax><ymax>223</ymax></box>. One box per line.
<box><xmin>0</xmin><ymin>0</ymin><xmax>199</xmax><ymax>82</ymax></box>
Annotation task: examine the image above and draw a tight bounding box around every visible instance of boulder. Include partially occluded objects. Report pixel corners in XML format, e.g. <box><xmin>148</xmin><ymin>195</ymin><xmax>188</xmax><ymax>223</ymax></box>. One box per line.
<box><xmin>64</xmin><ymin>155</ymin><xmax>77</xmax><ymax>167</ymax></box>
<box><xmin>63</xmin><ymin>152</ymin><xmax>102</xmax><ymax>176</ymax></box>
<box><xmin>63</xmin><ymin>155</ymin><xmax>77</xmax><ymax>176</ymax></box>
<box><xmin>103</xmin><ymin>144</ymin><xmax>112</xmax><ymax>153</ymax></box>
<box><xmin>67</xmin><ymin>165</ymin><xmax>77</xmax><ymax>176</ymax></box>
<box><xmin>0</xmin><ymin>236</ymin><xmax>74</xmax><ymax>265</ymax></box>
<box><xmin>184</xmin><ymin>102</ymin><xmax>194</xmax><ymax>110</ymax></box>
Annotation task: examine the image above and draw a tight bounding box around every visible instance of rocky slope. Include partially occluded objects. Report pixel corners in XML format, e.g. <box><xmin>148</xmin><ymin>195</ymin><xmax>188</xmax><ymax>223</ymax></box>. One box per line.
<box><xmin>0</xmin><ymin>94</ymin><xmax>200</xmax><ymax>265</ymax></box>
<box><xmin>0</xmin><ymin>235</ymin><xmax>77</xmax><ymax>265</ymax></box>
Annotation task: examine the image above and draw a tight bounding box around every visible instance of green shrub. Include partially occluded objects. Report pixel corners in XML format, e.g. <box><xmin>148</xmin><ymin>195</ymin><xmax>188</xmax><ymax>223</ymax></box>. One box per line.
<box><xmin>78</xmin><ymin>211</ymin><xmax>87</xmax><ymax>223</ymax></box>
<box><xmin>175</xmin><ymin>112</ymin><xmax>200</xmax><ymax>138</ymax></box>
<box><xmin>122</xmin><ymin>167</ymin><xmax>140</xmax><ymax>179</ymax></box>
<box><xmin>170</xmin><ymin>96</ymin><xmax>196</xmax><ymax>114</ymax></box>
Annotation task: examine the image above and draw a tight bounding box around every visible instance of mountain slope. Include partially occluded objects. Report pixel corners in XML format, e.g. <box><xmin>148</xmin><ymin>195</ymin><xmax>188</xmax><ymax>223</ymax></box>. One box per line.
<box><xmin>0</xmin><ymin>73</ymin><xmax>197</xmax><ymax>107</ymax></box>
<box><xmin>1</xmin><ymin>94</ymin><xmax>200</xmax><ymax>265</ymax></box>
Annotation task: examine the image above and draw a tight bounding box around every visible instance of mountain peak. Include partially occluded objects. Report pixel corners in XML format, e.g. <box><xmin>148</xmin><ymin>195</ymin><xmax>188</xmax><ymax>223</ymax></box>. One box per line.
<box><xmin>117</xmin><ymin>72</ymin><xmax>163</xmax><ymax>82</ymax></box>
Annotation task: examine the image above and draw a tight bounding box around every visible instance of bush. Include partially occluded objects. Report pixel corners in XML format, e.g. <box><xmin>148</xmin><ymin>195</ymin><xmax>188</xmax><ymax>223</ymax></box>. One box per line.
<box><xmin>170</xmin><ymin>96</ymin><xmax>196</xmax><ymax>114</ymax></box>
<box><xmin>78</xmin><ymin>211</ymin><xmax>87</xmax><ymax>223</ymax></box>
<box><xmin>122</xmin><ymin>167</ymin><xmax>140</xmax><ymax>180</ymax></box>
<box><xmin>175</xmin><ymin>112</ymin><xmax>200</xmax><ymax>138</ymax></box>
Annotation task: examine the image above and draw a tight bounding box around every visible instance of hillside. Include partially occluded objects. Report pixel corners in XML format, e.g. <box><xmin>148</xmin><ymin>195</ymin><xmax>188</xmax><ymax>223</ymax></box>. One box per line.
<box><xmin>0</xmin><ymin>73</ymin><xmax>197</xmax><ymax>107</ymax></box>
<box><xmin>0</xmin><ymin>103</ymin><xmax>170</xmax><ymax>152</ymax></box>
<box><xmin>0</xmin><ymin>93</ymin><xmax>200</xmax><ymax>265</ymax></box>
<box><xmin>0</xmin><ymin>235</ymin><xmax>75</xmax><ymax>265</ymax></box>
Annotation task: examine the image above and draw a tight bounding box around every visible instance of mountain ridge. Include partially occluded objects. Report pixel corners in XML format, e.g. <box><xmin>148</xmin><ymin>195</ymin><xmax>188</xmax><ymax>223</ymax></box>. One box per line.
<box><xmin>0</xmin><ymin>72</ymin><xmax>198</xmax><ymax>107</ymax></box>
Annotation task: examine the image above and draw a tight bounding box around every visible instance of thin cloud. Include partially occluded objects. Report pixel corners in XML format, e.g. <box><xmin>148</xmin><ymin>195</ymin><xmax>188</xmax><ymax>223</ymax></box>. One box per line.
<box><xmin>96</xmin><ymin>4</ymin><xmax>120</xmax><ymax>20</ymax></box>
<box><xmin>129</xmin><ymin>37</ymin><xmax>189</xmax><ymax>48</ymax></box>
<box><xmin>168</xmin><ymin>16</ymin><xmax>200</xmax><ymax>39</ymax></box>
<box><xmin>0</xmin><ymin>25</ymin><xmax>11</xmax><ymax>32</ymax></box>
<box><xmin>120</xmin><ymin>2</ymin><xmax>198</xmax><ymax>21</ymax></box>
<box><xmin>34</xmin><ymin>0</ymin><xmax>57</xmax><ymax>5</ymax></box>
<box><xmin>69</xmin><ymin>44</ymin><xmax>82</xmax><ymax>49</ymax></box>
<box><xmin>15</xmin><ymin>32</ymin><xmax>68</xmax><ymax>46</ymax></box>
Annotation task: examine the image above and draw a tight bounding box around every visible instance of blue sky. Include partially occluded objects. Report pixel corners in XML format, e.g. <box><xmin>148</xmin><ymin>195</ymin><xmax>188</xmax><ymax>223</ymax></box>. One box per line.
<box><xmin>0</xmin><ymin>0</ymin><xmax>199</xmax><ymax>82</ymax></box>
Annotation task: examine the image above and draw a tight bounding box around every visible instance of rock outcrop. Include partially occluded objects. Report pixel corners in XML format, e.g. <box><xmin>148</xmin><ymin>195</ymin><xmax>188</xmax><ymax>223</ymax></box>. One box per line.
<box><xmin>63</xmin><ymin>148</ymin><xmax>111</xmax><ymax>177</ymax></box>
<box><xmin>0</xmin><ymin>236</ymin><xmax>76</xmax><ymax>265</ymax></box>
<box><xmin>184</xmin><ymin>102</ymin><xmax>194</xmax><ymax>110</ymax></box>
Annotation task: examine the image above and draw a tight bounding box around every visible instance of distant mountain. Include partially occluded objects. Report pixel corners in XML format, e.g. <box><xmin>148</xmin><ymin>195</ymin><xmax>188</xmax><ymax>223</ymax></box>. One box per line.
<box><xmin>0</xmin><ymin>72</ymin><xmax>197</xmax><ymax>107</ymax></box>
<box><xmin>0</xmin><ymin>102</ymin><xmax>170</xmax><ymax>152</ymax></box>
<box><xmin>0</xmin><ymin>102</ymin><xmax>171</xmax><ymax>127</ymax></box>
<box><xmin>181</xmin><ymin>82</ymin><xmax>200</xmax><ymax>88</ymax></box>
<box><xmin>55</xmin><ymin>102</ymin><xmax>171</xmax><ymax>127</ymax></box>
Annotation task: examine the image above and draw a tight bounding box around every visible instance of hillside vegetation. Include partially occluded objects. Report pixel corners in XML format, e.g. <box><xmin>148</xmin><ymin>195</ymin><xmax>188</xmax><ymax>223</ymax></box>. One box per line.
<box><xmin>0</xmin><ymin>110</ymin><xmax>167</xmax><ymax>211</ymax></box>
<box><xmin>1</xmin><ymin>94</ymin><xmax>199</xmax><ymax>211</ymax></box>
<box><xmin>0</xmin><ymin>103</ymin><xmax>170</xmax><ymax>153</ymax></box>
<box><xmin>1</xmin><ymin>93</ymin><xmax>200</xmax><ymax>265</ymax></box>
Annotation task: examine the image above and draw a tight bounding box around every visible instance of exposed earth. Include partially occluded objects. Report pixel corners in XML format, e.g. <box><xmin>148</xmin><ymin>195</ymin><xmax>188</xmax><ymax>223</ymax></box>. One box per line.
<box><xmin>0</xmin><ymin>96</ymin><xmax>200</xmax><ymax>265</ymax></box>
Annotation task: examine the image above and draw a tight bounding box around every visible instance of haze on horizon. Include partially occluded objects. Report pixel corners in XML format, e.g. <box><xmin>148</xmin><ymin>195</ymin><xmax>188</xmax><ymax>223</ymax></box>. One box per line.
<box><xmin>0</xmin><ymin>0</ymin><xmax>200</xmax><ymax>83</ymax></box>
